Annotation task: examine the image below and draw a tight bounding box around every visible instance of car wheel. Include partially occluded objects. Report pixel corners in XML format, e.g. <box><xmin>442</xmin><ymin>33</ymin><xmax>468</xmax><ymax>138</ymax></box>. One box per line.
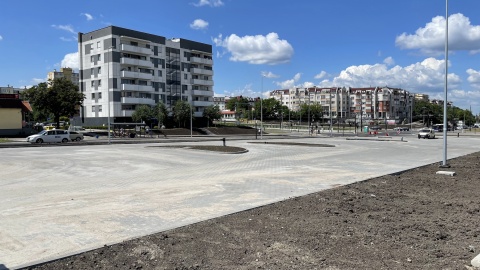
<box><xmin>418</xmin><ymin>135</ymin><xmax>421</xmax><ymax>139</ymax></box>
<box><xmin>62</xmin><ymin>138</ymin><xmax>69</xmax><ymax>143</ymax></box>
<box><xmin>75</xmin><ymin>137</ymin><xmax>82</xmax><ymax>141</ymax></box>
<box><xmin>36</xmin><ymin>138</ymin><xmax>43</xmax><ymax>143</ymax></box>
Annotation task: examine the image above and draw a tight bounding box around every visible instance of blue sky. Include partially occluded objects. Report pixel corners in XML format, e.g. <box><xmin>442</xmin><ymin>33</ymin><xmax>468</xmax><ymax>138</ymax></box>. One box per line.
<box><xmin>1</xmin><ymin>0</ymin><xmax>480</xmax><ymax>113</ymax></box>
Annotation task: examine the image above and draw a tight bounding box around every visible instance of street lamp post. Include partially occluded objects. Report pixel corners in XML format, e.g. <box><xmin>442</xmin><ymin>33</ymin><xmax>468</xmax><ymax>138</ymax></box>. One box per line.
<box><xmin>307</xmin><ymin>88</ymin><xmax>310</xmax><ymax>134</ymax></box>
<box><xmin>261</xmin><ymin>75</ymin><xmax>264</xmax><ymax>139</ymax></box>
<box><xmin>441</xmin><ymin>0</ymin><xmax>449</xmax><ymax>167</ymax></box>
<box><xmin>107</xmin><ymin>46</ymin><xmax>114</xmax><ymax>144</ymax></box>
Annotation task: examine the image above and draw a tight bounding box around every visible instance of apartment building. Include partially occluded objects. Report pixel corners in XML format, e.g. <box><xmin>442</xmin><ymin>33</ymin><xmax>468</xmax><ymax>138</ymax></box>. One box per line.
<box><xmin>78</xmin><ymin>26</ymin><xmax>214</xmax><ymax>126</ymax></box>
<box><xmin>271</xmin><ymin>86</ymin><xmax>414</xmax><ymax>123</ymax></box>
<box><xmin>47</xmin><ymin>67</ymin><xmax>79</xmax><ymax>86</ymax></box>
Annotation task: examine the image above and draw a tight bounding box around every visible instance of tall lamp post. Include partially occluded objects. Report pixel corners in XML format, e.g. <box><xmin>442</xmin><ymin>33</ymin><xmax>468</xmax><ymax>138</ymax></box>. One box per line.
<box><xmin>307</xmin><ymin>88</ymin><xmax>310</xmax><ymax>134</ymax></box>
<box><xmin>261</xmin><ymin>75</ymin><xmax>264</xmax><ymax>139</ymax></box>
<box><xmin>441</xmin><ymin>0</ymin><xmax>449</xmax><ymax>167</ymax></box>
<box><xmin>107</xmin><ymin>46</ymin><xmax>114</xmax><ymax>144</ymax></box>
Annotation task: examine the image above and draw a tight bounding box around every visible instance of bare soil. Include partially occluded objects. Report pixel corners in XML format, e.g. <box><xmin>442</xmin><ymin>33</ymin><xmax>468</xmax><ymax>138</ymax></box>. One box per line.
<box><xmin>24</xmin><ymin>150</ymin><xmax>480</xmax><ymax>270</ymax></box>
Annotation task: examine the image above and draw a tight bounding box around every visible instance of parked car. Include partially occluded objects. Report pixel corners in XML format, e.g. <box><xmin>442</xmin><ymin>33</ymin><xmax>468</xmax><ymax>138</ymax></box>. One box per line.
<box><xmin>26</xmin><ymin>129</ymin><xmax>70</xmax><ymax>143</ymax></box>
<box><xmin>69</xmin><ymin>131</ymin><xmax>84</xmax><ymax>141</ymax></box>
<box><xmin>394</xmin><ymin>127</ymin><xmax>409</xmax><ymax>131</ymax></box>
<box><xmin>418</xmin><ymin>128</ymin><xmax>435</xmax><ymax>139</ymax></box>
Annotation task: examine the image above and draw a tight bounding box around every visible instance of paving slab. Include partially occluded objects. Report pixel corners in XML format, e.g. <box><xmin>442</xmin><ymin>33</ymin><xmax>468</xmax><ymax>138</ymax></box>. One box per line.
<box><xmin>1</xmin><ymin>136</ymin><xmax>479</xmax><ymax>269</ymax></box>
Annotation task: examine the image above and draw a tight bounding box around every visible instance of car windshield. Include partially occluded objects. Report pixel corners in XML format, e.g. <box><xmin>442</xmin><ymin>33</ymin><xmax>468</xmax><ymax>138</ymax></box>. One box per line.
<box><xmin>419</xmin><ymin>129</ymin><xmax>430</xmax><ymax>132</ymax></box>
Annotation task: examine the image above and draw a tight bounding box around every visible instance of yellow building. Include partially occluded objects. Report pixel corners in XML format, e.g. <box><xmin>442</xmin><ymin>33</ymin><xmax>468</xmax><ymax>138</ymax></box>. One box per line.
<box><xmin>47</xmin><ymin>67</ymin><xmax>79</xmax><ymax>86</ymax></box>
<box><xmin>0</xmin><ymin>94</ymin><xmax>33</xmax><ymax>136</ymax></box>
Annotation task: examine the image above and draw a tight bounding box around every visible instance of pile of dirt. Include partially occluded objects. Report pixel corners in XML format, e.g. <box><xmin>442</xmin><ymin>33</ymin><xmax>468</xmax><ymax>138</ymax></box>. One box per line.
<box><xmin>25</xmin><ymin>152</ymin><xmax>480</xmax><ymax>270</ymax></box>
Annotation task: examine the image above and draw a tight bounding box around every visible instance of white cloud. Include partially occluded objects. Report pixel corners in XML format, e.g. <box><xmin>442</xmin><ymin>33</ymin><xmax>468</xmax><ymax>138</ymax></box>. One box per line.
<box><xmin>60</xmin><ymin>52</ymin><xmax>79</xmax><ymax>70</ymax></box>
<box><xmin>224</xmin><ymin>84</ymin><xmax>265</xmax><ymax>98</ymax></box>
<box><xmin>60</xmin><ymin>36</ymin><xmax>77</xmax><ymax>42</ymax></box>
<box><xmin>275</xmin><ymin>73</ymin><xmax>302</xmax><ymax>89</ymax></box>
<box><xmin>396</xmin><ymin>13</ymin><xmax>480</xmax><ymax>54</ymax></box>
<box><xmin>467</xmin><ymin>69</ymin><xmax>480</xmax><ymax>88</ymax></box>
<box><xmin>190</xmin><ymin>19</ymin><xmax>209</xmax><ymax>30</ymax></box>
<box><xmin>213</xmin><ymin>33</ymin><xmax>294</xmax><ymax>65</ymax></box>
<box><xmin>317</xmin><ymin>57</ymin><xmax>461</xmax><ymax>94</ymax></box>
<box><xmin>193</xmin><ymin>0</ymin><xmax>224</xmax><ymax>7</ymax></box>
<box><xmin>0</xmin><ymin>35</ymin><xmax>3</xmax><ymax>41</ymax></box>
<box><xmin>383</xmin><ymin>57</ymin><xmax>395</xmax><ymax>66</ymax></box>
<box><xmin>51</xmin><ymin>24</ymin><xmax>76</xmax><ymax>34</ymax></box>
<box><xmin>261</xmin><ymin>71</ymin><xmax>279</xmax><ymax>79</ymax></box>
<box><xmin>314</xmin><ymin>71</ymin><xmax>328</xmax><ymax>79</ymax></box>
<box><xmin>32</xmin><ymin>78</ymin><xmax>45</xmax><ymax>84</ymax></box>
<box><xmin>81</xmin><ymin>13</ymin><xmax>94</xmax><ymax>21</ymax></box>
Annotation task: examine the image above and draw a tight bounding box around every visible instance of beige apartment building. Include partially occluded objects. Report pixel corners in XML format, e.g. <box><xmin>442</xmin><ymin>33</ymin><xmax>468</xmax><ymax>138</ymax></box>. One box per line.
<box><xmin>47</xmin><ymin>67</ymin><xmax>79</xmax><ymax>86</ymax></box>
<box><xmin>270</xmin><ymin>86</ymin><xmax>414</xmax><ymax>124</ymax></box>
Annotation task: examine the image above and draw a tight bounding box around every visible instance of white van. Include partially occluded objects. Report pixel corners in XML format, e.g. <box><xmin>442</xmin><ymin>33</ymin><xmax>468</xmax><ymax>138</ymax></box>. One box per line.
<box><xmin>26</xmin><ymin>129</ymin><xmax>70</xmax><ymax>143</ymax></box>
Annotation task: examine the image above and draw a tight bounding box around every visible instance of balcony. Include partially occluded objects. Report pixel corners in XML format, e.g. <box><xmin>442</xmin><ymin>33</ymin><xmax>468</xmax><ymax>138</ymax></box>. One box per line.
<box><xmin>122</xmin><ymin>110</ymin><xmax>134</xmax><ymax>117</ymax></box>
<box><xmin>192</xmin><ymin>100</ymin><xmax>213</xmax><ymax>107</ymax></box>
<box><xmin>121</xmin><ymin>44</ymin><xmax>152</xmax><ymax>55</ymax></box>
<box><xmin>120</xmin><ymin>57</ymin><xmax>153</xmax><ymax>68</ymax></box>
<box><xmin>121</xmin><ymin>84</ymin><xmax>154</xmax><ymax>92</ymax></box>
<box><xmin>121</xmin><ymin>70</ymin><xmax>153</xmax><ymax>80</ymax></box>
<box><xmin>192</xmin><ymin>90</ymin><xmax>213</xmax><ymax>96</ymax></box>
<box><xmin>191</xmin><ymin>79</ymin><xmax>214</xmax><ymax>86</ymax></box>
<box><xmin>121</xmin><ymin>97</ymin><xmax>156</xmax><ymax>105</ymax></box>
<box><xmin>191</xmin><ymin>67</ymin><xmax>214</xmax><ymax>76</ymax></box>
<box><xmin>190</xmin><ymin>56</ymin><xmax>213</xmax><ymax>65</ymax></box>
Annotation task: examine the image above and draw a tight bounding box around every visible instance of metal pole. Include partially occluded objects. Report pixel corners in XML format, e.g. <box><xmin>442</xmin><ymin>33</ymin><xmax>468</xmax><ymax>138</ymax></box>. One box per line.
<box><xmin>307</xmin><ymin>88</ymin><xmax>310</xmax><ymax>134</ymax></box>
<box><xmin>107</xmin><ymin>46</ymin><xmax>113</xmax><ymax>144</ymax></box>
<box><xmin>261</xmin><ymin>76</ymin><xmax>263</xmax><ymax>139</ymax></box>
<box><xmin>441</xmin><ymin>0</ymin><xmax>448</xmax><ymax>167</ymax></box>
<box><xmin>330</xmin><ymin>89</ymin><xmax>332</xmax><ymax>135</ymax></box>
<box><xmin>190</xmin><ymin>102</ymin><xmax>193</xmax><ymax>137</ymax></box>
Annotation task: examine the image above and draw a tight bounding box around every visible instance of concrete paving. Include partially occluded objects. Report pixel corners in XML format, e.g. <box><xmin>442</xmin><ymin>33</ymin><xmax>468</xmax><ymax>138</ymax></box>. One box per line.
<box><xmin>1</xmin><ymin>135</ymin><xmax>480</xmax><ymax>269</ymax></box>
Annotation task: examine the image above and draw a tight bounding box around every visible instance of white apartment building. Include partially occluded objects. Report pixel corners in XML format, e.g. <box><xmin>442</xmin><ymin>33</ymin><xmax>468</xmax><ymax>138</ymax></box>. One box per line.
<box><xmin>271</xmin><ymin>86</ymin><xmax>414</xmax><ymax>123</ymax></box>
<box><xmin>78</xmin><ymin>26</ymin><xmax>214</xmax><ymax>126</ymax></box>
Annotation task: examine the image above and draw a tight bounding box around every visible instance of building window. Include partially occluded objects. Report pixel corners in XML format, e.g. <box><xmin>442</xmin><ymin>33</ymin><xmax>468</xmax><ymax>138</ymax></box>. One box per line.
<box><xmin>98</xmin><ymin>92</ymin><xmax>102</xmax><ymax>99</ymax></box>
<box><xmin>184</xmin><ymin>74</ymin><xmax>187</xmax><ymax>80</ymax></box>
<box><xmin>90</xmin><ymin>55</ymin><xmax>94</xmax><ymax>63</ymax></box>
<box><xmin>98</xmin><ymin>67</ymin><xmax>101</xmax><ymax>74</ymax></box>
<box><xmin>98</xmin><ymin>80</ymin><xmax>101</xmax><ymax>87</ymax></box>
<box><xmin>98</xmin><ymin>54</ymin><xmax>101</xmax><ymax>61</ymax></box>
<box><xmin>158</xmin><ymin>70</ymin><xmax>162</xmax><ymax>77</ymax></box>
<box><xmin>91</xmin><ymin>106</ymin><xmax>95</xmax><ymax>112</ymax></box>
<box><xmin>98</xmin><ymin>105</ymin><xmax>102</xmax><ymax>112</ymax></box>
<box><xmin>91</xmin><ymin>93</ymin><xmax>95</xmax><ymax>99</ymax></box>
<box><xmin>97</xmin><ymin>41</ymin><xmax>101</xmax><ymax>49</ymax></box>
<box><xmin>91</xmin><ymin>81</ymin><xmax>95</xmax><ymax>87</ymax></box>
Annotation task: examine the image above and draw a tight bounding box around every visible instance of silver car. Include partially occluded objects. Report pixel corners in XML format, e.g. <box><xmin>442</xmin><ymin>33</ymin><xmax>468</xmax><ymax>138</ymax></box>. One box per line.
<box><xmin>27</xmin><ymin>130</ymin><xmax>70</xmax><ymax>143</ymax></box>
<box><xmin>418</xmin><ymin>128</ymin><xmax>435</xmax><ymax>139</ymax></box>
<box><xmin>69</xmin><ymin>131</ymin><xmax>84</xmax><ymax>141</ymax></box>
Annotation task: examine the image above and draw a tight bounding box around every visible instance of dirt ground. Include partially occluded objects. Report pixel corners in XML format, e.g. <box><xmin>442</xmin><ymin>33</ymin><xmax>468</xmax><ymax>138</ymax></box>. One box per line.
<box><xmin>24</xmin><ymin>150</ymin><xmax>480</xmax><ymax>270</ymax></box>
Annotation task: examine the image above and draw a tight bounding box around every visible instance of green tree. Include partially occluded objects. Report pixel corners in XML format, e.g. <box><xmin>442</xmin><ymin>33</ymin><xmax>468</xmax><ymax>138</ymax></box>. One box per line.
<box><xmin>173</xmin><ymin>100</ymin><xmax>192</xmax><ymax>128</ymax></box>
<box><xmin>203</xmin><ymin>105</ymin><xmax>221</xmax><ymax>127</ymax></box>
<box><xmin>153</xmin><ymin>102</ymin><xmax>168</xmax><ymax>127</ymax></box>
<box><xmin>132</xmin><ymin>104</ymin><xmax>154</xmax><ymax>123</ymax></box>
<box><xmin>22</xmin><ymin>78</ymin><xmax>85</xmax><ymax>128</ymax></box>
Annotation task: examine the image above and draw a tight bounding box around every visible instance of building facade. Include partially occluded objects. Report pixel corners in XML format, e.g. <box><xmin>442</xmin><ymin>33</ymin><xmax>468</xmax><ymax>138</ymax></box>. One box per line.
<box><xmin>78</xmin><ymin>26</ymin><xmax>214</xmax><ymax>126</ymax></box>
<box><xmin>47</xmin><ymin>67</ymin><xmax>79</xmax><ymax>86</ymax></box>
<box><xmin>0</xmin><ymin>93</ymin><xmax>33</xmax><ymax>136</ymax></box>
<box><xmin>271</xmin><ymin>86</ymin><xmax>414</xmax><ymax>124</ymax></box>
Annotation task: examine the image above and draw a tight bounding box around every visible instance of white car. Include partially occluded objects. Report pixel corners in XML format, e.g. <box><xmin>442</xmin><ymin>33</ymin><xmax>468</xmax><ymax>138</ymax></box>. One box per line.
<box><xmin>69</xmin><ymin>131</ymin><xmax>84</xmax><ymax>141</ymax></box>
<box><xmin>418</xmin><ymin>128</ymin><xmax>435</xmax><ymax>139</ymax></box>
<box><xmin>27</xmin><ymin>130</ymin><xmax>70</xmax><ymax>143</ymax></box>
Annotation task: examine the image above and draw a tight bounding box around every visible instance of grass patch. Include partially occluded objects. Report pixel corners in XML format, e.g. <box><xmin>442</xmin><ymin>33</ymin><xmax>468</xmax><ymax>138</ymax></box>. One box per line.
<box><xmin>0</xmin><ymin>138</ymin><xmax>11</xmax><ymax>143</ymax></box>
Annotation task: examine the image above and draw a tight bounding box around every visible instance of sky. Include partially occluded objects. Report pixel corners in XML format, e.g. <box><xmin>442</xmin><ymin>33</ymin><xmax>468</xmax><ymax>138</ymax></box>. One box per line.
<box><xmin>1</xmin><ymin>0</ymin><xmax>480</xmax><ymax>113</ymax></box>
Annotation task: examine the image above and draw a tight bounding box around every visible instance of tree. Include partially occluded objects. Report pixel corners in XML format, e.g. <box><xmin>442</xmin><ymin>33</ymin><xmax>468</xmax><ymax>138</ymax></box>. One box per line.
<box><xmin>203</xmin><ymin>105</ymin><xmax>221</xmax><ymax>127</ymax></box>
<box><xmin>153</xmin><ymin>102</ymin><xmax>168</xmax><ymax>127</ymax></box>
<box><xmin>173</xmin><ymin>100</ymin><xmax>192</xmax><ymax>128</ymax></box>
<box><xmin>22</xmin><ymin>78</ymin><xmax>85</xmax><ymax>128</ymax></box>
<box><xmin>132</xmin><ymin>104</ymin><xmax>154</xmax><ymax>123</ymax></box>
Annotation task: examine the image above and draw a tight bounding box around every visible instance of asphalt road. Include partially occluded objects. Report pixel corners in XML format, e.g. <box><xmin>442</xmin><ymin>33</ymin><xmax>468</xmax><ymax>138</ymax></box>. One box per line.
<box><xmin>1</xmin><ymin>134</ymin><xmax>480</xmax><ymax>269</ymax></box>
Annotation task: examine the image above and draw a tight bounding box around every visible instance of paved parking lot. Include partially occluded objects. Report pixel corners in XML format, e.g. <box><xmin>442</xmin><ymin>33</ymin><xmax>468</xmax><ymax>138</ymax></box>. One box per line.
<box><xmin>1</xmin><ymin>135</ymin><xmax>480</xmax><ymax>269</ymax></box>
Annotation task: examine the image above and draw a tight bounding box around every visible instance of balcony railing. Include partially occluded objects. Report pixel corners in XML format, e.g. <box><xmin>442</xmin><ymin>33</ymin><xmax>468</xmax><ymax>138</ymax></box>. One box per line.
<box><xmin>121</xmin><ymin>44</ymin><xmax>152</xmax><ymax>55</ymax></box>
<box><xmin>121</xmin><ymin>70</ymin><xmax>153</xmax><ymax>80</ymax></box>
<box><xmin>192</xmin><ymin>90</ymin><xmax>212</xmax><ymax>96</ymax></box>
<box><xmin>190</xmin><ymin>56</ymin><xmax>213</xmax><ymax>65</ymax></box>
<box><xmin>121</xmin><ymin>84</ymin><xmax>154</xmax><ymax>92</ymax></box>
<box><xmin>191</xmin><ymin>67</ymin><xmax>214</xmax><ymax>76</ymax></box>
<box><xmin>191</xmin><ymin>79</ymin><xmax>214</xmax><ymax>86</ymax></box>
<box><xmin>121</xmin><ymin>97</ymin><xmax>155</xmax><ymax>105</ymax></box>
<box><xmin>120</xmin><ymin>57</ymin><xmax>153</xmax><ymax>68</ymax></box>
<box><xmin>192</xmin><ymin>100</ymin><xmax>213</xmax><ymax>107</ymax></box>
